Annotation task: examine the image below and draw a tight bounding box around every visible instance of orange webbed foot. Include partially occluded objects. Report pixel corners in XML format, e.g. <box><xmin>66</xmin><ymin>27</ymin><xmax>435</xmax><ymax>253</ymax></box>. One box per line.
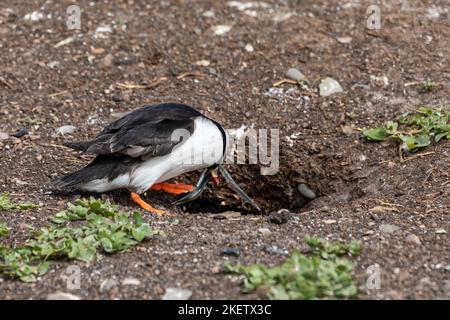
<box><xmin>150</xmin><ymin>182</ymin><xmax>194</xmax><ymax>195</ymax></box>
<box><xmin>130</xmin><ymin>192</ymin><xmax>167</xmax><ymax>215</ymax></box>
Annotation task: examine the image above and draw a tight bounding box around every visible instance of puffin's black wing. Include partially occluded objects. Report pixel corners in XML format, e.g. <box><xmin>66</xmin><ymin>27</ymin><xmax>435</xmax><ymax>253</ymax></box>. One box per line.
<box><xmin>65</xmin><ymin>103</ymin><xmax>202</xmax><ymax>159</ymax></box>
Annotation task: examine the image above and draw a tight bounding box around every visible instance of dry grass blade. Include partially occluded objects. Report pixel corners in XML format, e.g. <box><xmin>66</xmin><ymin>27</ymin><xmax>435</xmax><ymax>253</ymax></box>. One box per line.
<box><xmin>176</xmin><ymin>72</ymin><xmax>207</xmax><ymax>79</ymax></box>
<box><xmin>273</xmin><ymin>79</ymin><xmax>298</xmax><ymax>87</ymax></box>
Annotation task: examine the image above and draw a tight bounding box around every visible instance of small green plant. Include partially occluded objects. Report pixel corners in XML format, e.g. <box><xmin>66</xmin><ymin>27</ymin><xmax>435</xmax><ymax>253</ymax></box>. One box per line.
<box><xmin>0</xmin><ymin>197</ymin><xmax>164</xmax><ymax>282</ymax></box>
<box><xmin>363</xmin><ymin>106</ymin><xmax>450</xmax><ymax>153</ymax></box>
<box><xmin>224</xmin><ymin>237</ymin><xmax>361</xmax><ymax>300</ymax></box>
<box><xmin>0</xmin><ymin>222</ymin><xmax>8</xmax><ymax>237</ymax></box>
<box><xmin>0</xmin><ymin>193</ymin><xmax>38</xmax><ymax>211</ymax></box>
<box><xmin>20</xmin><ymin>116</ymin><xmax>42</xmax><ymax>126</ymax></box>
<box><xmin>420</xmin><ymin>79</ymin><xmax>437</xmax><ymax>92</ymax></box>
<box><xmin>346</xmin><ymin>112</ymin><xmax>358</xmax><ymax>120</ymax></box>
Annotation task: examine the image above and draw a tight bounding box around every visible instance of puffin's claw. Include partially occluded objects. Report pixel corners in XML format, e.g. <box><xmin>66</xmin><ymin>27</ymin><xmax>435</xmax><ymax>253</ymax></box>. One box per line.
<box><xmin>173</xmin><ymin>168</ymin><xmax>211</xmax><ymax>205</ymax></box>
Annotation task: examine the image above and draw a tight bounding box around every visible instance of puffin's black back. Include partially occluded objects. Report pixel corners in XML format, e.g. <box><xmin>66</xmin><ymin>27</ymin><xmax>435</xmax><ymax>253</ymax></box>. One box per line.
<box><xmin>98</xmin><ymin>103</ymin><xmax>203</xmax><ymax>136</ymax></box>
<box><xmin>55</xmin><ymin>103</ymin><xmax>204</xmax><ymax>189</ymax></box>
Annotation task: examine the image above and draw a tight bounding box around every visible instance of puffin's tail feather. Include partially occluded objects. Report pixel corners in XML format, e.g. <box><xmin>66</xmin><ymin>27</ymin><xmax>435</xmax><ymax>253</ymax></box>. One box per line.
<box><xmin>52</xmin><ymin>154</ymin><xmax>137</xmax><ymax>190</ymax></box>
<box><xmin>52</xmin><ymin>166</ymin><xmax>99</xmax><ymax>189</ymax></box>
<box><xmin>64</xmin><ymin>141</ymin><xmax>93</xmax><ymax>152</ymax></box>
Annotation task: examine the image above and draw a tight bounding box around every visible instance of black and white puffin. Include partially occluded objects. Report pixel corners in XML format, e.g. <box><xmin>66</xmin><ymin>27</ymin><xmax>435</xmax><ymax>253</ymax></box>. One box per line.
<box><xmin>54</xmin><ymin>103</ymin><xmax>260</xmax><ymax>214</ymax></box>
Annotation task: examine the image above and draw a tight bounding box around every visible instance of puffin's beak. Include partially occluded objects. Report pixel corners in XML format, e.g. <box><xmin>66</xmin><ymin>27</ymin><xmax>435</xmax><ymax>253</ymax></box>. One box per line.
<box><xmin>217</xmin><ymin>165</ymin><xmax>261</xmax><ymax>211</ymax></box>
<box><xmin>211</xmin><ymin>167</ymin><xmax>220</xmax><ymax>186</ymax></box>
<box><xmin>173</xmin><ymin>166</ymin><xmax>260</xmax><ymax>212</ymax></box>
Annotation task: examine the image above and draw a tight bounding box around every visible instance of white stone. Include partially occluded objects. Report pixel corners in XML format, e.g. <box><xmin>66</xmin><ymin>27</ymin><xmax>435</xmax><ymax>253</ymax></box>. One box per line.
<box><xmin>258</xmin><ymin>227</ymin><xmax>272</xmax><ymax>236</ymax></box>
<box><xmin>336</xmin><ymin>36</ymin><xmax>352</xmax><ymax>44</ymax></box>
<box><xmin>379</xmin><ymin>224</ymin><xmax>400</xmax><ymax>234</ymax></box>
<box><xmin>122</xmin><ymin>278</ymin><xmax>141</xmax><ymax>286</ymax></box>
<box><xmin>55</xmin><ymin>125</ymin><xmax>77</xmax><ymax>136</ymax></box>
<box><xmin>319</xmin><ymin>77</ymin><xmax>343</xmax><ymax>97</ymax></box>
<box><xmin>212</xmin><ymin>25</ymin><xmax>232</xmax><ymax>36</ymax></box>
<box><xmin>244</xmin><ymin>44</ymin><xmax>254</xmax><ymax>52</ymax></box>
<box><xmin>162</xmin><ymin>287</ymin><xmax>192</xmax><ymax>300</ymax></box>
<box><xmin>24</xmin><ymin>11</ymin><xmax>44</xmax><ymax>22</ymax></box>
<box><xmin>47</xmin><ymin>292</ymin><xmax>80</xmax><ymax>300</ymax></box>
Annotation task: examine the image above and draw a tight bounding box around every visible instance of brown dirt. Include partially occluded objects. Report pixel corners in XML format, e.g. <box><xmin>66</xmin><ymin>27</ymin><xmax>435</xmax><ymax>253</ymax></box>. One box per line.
<box><xmin>0</xmin><ymin>0</ymin><xmax>449</xmax><ymax>299</ymax></box>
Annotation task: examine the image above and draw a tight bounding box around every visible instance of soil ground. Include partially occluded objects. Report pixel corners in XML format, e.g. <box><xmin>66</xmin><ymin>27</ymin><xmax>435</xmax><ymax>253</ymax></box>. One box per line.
<box><xmin>0</xmin><ymin>0</ymin><xmax>449</xmax><ymax>299</ymax></box>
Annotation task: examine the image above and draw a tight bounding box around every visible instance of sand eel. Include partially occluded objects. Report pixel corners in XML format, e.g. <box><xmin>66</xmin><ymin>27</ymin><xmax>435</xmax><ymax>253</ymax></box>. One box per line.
<box><xmin>54</xmin><ymin>103</ymin><xmax>260</xmax><ymax>214</ymax></box>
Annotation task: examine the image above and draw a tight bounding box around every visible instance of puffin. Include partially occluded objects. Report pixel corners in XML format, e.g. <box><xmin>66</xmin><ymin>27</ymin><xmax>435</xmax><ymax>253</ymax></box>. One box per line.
<box><xmin>54</xmin><ymin>103</ymin><xmax>260</xmax><ymax>214</ymax></box>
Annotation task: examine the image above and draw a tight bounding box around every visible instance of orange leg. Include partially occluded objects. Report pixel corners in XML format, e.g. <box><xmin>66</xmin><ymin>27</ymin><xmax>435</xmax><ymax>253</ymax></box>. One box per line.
<box><xmin>130</xmin><ymin>192</ymin><xmax>166</xmax><ymax>215</ymax></box>
<box><xmin>150</xmin><ymin>182</ymin><xmax>194</xmax><ymax>195</ymax></box>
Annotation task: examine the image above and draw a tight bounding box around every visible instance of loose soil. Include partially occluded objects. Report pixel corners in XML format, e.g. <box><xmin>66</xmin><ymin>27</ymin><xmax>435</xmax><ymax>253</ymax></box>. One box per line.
<box><xmin>0</xmin><ymin>0</ymin><xmax>449</xmax><ymax>299</ymax></box>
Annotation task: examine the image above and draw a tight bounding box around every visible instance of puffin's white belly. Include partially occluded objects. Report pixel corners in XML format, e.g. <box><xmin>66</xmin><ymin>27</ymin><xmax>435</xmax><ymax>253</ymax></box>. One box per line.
<box><xmin>129</xmin><ymin>116</ymin><xmax>224</xmax><ymax>193</ymax></box>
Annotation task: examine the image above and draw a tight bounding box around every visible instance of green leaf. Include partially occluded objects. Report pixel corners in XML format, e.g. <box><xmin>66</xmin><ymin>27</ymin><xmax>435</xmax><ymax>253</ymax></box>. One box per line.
<box><xmin>435</xmin><ymin>132</ymin><xmax>447</xmax><ymax>143</ymax></box>
<box><xmin>404</xmin><ymin>136</ymin><xmax>416</xmax><ymax>151</ymax></box>
<box><xmin>0</xmin><ymin>197</ymin><xmax>165</xmax><ymax>282</ymax></box>
<box><xmin>133</xmin><ymin>212</ymin><xmax>144</xmax><ymax>227</ymax></box>
<box><xmin>17</xmin><ymin>203</ymin><xmax>39</xmax><ymax>210</ymax></box>
<box><xmin>363</xmin><ymin>127</ymin><xmax>389</xmax><ymax>141</ymax></box>
<box><xmin>225</xmin><ymin>237</ymin><xmax>361</xmax><ymax>300</ymax></box>
<box><xmin>100</xmin><ymin>237</ymin><xmax>113</xmax><ymax>253</ymax></box>
<box><xmin>0</xmin><ymin>221</ymin><xmax>8</xmax><ymax>237</ymax></box>
<box><xmin>0</xmin><ymin>193</ymin><xmax>38</xmax><ymax>211</ymax></box>
<box><xmin>132</xmin><ymin>224</ymin><xmax>151</xmax><ymax>242</ymax></box>
<box><xmin>385</xmin><ymin>121</ymin><xmax>398</xmax><ymax>133</ymax></box>
<box><xmin>414</xmin><ymin>134</ymin><xmax>431</xmax><ymax>148</ymax></box>
<box><xmin>364</xmin><ymin>107</ymin><xmax>450</xmax><ymax>154</ymax></box>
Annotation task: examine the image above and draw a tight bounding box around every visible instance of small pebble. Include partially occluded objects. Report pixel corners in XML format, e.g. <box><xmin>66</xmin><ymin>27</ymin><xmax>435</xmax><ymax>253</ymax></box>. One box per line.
<box><xmin>13</xmin><ymin>128</ymin><xmax>28</xmax><ymax>138</ymax></box>
<box><xmin>55</xmin><ymin>125</ymin><xmax>77</xmax><ymax>136</ymax></box>
<box><xmin>379</xmin><ymin>224</ymin><xmax>400</xmax><ymax>234</ymax></box>
<box><xmin>298</xmin><ymin>184</ymin><xmax>316</xmax><ymax>200</ymax></box>
<box><xmin>24</xmin><ymin>11</ymin><xmax>44</xmax><ymax>22</ymax></box>
<box><xmin>101</xmin><ymin>53</ymin><xmax>114</xmax><ymax>67</ymax></box>
<box><xmin>47</xmin><ymin>292</ymin><xmax>80</xmax><ymax>300</ymax></box>
<box><xmin>268</xmin><ymin>210</ymin><xmax>290</xmax><ymax>225</ymax></box>
<box><xmin>336</xmin><ymin>36</ymin><xmax>352</xmax><ymax>44</ymax></box>
<box><xmin>435</xmin><ymin>228</ymin><xmax>447</xmax><ymax>234</ymax></box>
<box><xmin>244</xmin><ymin>43</ymin><xmax>254</xmax><ymax>52</ymax></box>
<box><xmin>95</xmin><ymin>25</ymin><xmax>112</xmax><ymax>34</ymax></box>
<box><xmin>213</xmin><ymin>211</ymin><xmax>241</xmax><ymax>220</ymax></box>
<box><xmin>258</xmin><ymin>227</ymin><xmax>272</xmax><ymax>236</ymax></box>
<box><xmin>220</xmin><ymin>247</ymin><xmax>240</xmax><ymax>257</ymax></box>
<box><xmin>99</xmin><ymin>278</ymin><xmax>118</xmax><ymax>293</ymax></box>
<box><xmin>212</xmin><ymin>25</ymin><xmax>232</xmax><ymax>36</ymax></box>
<box><xmin>121</xmin><ymin>278</ymin><xmax>141</xmax><ymax>286</ymax></box>
<box><xmin>195</xmin><ymin>60</ymin><xmax>210</xmax><ymax>67</ymax></box>
<box><xmin>405</xmin><ymin>234</ymin><xmax>421</xmax><ymax>245</ymax></box>
<box><xmin>266</xmin><ymin>245</ymin><xmax>288</xmax><ymax>255</ymax></box>
<box><xmin>319</xmin><ymin>77</ymin><xmax>343</xmax><ymax>97</ymax></box>
<box><xmin>112</xmin><ymin>95</ymin><xmax>123</xmax><ymax>102</ymax></box>
<box><xmin>0</xmin><ymin>131</ymin><xmax>9</xmax><ymax>141</ymax></box>
<box><xmin>285</xmin><ymin>68</ymin><xmax>306</xmax><ymax>82</ymax></box>
<box><xmin>162</xmin><ymin>287</ymin><xmax>192</xmax><ymax>300</ymax></box>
